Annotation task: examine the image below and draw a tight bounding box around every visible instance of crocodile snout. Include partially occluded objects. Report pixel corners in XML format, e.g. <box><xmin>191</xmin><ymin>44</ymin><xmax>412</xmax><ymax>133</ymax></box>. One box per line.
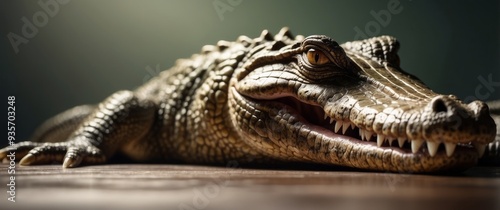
<box><xmin>419</xmin><ymin>95</ymin><xmax>496</xmax><ymax>146</ymax></box>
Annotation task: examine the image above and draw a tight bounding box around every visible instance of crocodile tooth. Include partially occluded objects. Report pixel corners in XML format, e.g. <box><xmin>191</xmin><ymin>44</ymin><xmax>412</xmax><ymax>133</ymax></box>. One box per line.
<box><xmin>334</xmin><ymin>121</ymin><xmax>342</xmax><ymax>133</ymax></box>
<box><xmin>377</xmin><ymin>135</ymin><xmax>385</xmax><ymax>147</ymax></box>
<box><xmin>487</xmin><ymin>142</ymin><xmax>499</xmax><ymax>153</ymax></box>
<box><xmin>387</xmin><ymin>137</ymin><xmax>395</xmax><ymax>146</ymax></box>
<box><xmin>473</xmin><ymin>143</ymin><xmax>487</xmax><ymax>157</ymax></box>
<box><xmin>397</xmin><ymin>137</ymin><xmax>406</xmax><ymax>148</ymax></box>
<box><xmin>341</xmin><ymin>122</ymin><xmax>350</xmax><ymax>134</ymax></box>
<box><xmin>365</xmin><ymin>131</ymin><xmax>373</xmax><ymax>141</ymax></box>
<box><xmin>426</xmin><ymin>141</ymin><xmax>440</xmax><ymax>157</ymax></box>
<box><xmin>359</xmin><ymin>129</ymin><xmax>365</xmax><ymax>141</ymax></box>
<box><xmin>324</xmin><ymin>114</ymin><xmax>328</xmax><ymax>120</ymax></box>
<box><xmin>411</xmin><ymin>140</ymin><xmax>424</xmax><ymax>153</ymax></box>
<box><xmin>350</xmin><ymin>123</ymin><xmax>356</xmax><ymax>130</ymax></box>
<box><xmin>444</xmin><ymin>142</ymin><xmax>456</xmax><ymax>157</ymax></box>
<box><xmin>330</xmin><ymin>118</ymin><xmax>335</xmax><ymax>124</ymax></box>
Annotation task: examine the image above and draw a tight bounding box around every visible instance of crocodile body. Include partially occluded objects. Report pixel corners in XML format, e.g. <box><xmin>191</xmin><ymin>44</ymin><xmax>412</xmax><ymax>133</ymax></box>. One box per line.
<box><xmin>1</xmin><ymin>28</ymin><xmax>498</xmax><ymax>173</ymax></box>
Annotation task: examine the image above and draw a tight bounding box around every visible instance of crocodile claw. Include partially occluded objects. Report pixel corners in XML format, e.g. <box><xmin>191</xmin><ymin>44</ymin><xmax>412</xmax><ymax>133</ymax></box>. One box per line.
<box><xmin>1</xmin><ymin>141</ymin><xmax>106</xmax><ymax>168</ymax></box>
<box><xmin>19</xmin><ymin>154</ymin><xmax>36</xmax><ymax>166</ymax></box>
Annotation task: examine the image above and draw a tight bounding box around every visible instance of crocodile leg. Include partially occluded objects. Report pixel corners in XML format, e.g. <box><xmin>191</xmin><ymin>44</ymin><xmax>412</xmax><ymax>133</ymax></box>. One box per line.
<box><xmin>0</xmin><ymin>90</ymin><xmax>157</xmax><ymax>168</ymax></box>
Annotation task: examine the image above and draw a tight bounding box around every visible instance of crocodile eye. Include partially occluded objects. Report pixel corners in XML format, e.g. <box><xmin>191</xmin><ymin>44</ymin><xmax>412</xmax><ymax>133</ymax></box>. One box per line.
<box><xmin>306</xmin><ymin>49</ymin><xmax>330</xmax><ymax>65</ymax></box>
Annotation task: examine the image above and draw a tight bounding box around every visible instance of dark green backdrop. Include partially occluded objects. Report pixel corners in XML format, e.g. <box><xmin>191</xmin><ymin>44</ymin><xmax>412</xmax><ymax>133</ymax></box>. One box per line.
<box><xmin>1</xmin><ymin>0</ymin><xmax>499</xmax><ymax>148</ymax></box>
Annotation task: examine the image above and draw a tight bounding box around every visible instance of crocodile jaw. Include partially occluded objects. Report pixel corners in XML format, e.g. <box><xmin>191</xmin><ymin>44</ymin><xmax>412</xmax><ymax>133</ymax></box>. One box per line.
<box><xmin>230</xmin><ymin>86</ymin><xmax>489</xmax><ymax>173</ymax></box>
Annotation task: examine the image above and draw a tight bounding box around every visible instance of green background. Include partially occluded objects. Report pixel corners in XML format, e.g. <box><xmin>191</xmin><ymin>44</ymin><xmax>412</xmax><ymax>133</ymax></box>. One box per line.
<box><xmin>1</xmin><ymin>0</ymin><xmax>499</xmax><ymax>147</ymax></box>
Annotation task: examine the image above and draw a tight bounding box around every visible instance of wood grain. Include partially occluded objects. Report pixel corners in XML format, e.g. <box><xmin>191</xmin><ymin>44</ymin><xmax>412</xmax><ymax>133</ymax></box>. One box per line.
<box><xmin>0</xmin><ymin>164</ymin><xmax>499</xmax><ymax>210</ymax></box>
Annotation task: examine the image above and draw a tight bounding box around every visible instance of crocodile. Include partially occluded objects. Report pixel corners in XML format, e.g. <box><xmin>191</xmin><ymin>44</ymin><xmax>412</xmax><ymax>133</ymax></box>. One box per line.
<box><xmin>1</xmin><ymin>28</ymin><xmax>498</xmax><ymax>173</ymax></box>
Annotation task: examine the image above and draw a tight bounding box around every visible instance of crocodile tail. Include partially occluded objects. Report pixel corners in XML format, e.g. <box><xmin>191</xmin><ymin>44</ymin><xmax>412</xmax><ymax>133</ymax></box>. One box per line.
<box><xmin>29</xmin><ymin>105</ymin><xmax>96</xmax><ymax>143</ymax></box>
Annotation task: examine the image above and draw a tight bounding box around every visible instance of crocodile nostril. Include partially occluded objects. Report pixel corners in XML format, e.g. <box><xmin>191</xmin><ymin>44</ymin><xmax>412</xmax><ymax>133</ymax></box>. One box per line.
<box><xmin>431</xmin><ymin>97</ymin><xmax>448</xmax><ymax>113</ymax></box>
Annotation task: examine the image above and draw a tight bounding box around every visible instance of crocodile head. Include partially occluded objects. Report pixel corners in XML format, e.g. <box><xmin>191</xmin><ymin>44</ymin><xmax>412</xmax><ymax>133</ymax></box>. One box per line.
<box><xmin>228</xmin><ymin>28</ymin><xmax>497</xmax><ymax>173</ymax></box>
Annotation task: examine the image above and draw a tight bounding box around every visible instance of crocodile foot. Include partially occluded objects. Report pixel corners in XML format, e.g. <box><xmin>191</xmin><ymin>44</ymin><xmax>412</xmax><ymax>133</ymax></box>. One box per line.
<box><xmin>0</xmin><ymin>141</ymin><xmax>106</xmax><ymax>168</ymax></box>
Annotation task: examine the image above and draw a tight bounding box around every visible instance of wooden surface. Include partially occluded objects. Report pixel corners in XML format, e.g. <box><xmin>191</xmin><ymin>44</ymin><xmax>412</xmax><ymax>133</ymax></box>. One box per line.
<box><xmin>0</xmin><ymin>164</ymin><xmax>499</xmax><ymax>210</ymax></box>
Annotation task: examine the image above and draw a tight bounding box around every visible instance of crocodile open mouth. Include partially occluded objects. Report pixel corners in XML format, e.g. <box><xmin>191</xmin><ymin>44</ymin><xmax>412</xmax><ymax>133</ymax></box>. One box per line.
<box><xmin>271</xmin><ymin>96</ymin><xmax>486</xmax><ymax>158</ymax></box>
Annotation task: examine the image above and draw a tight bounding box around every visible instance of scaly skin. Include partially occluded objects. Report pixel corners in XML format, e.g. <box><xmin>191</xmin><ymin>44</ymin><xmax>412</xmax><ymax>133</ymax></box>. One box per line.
<box><xmin>0</xmin><ymin>28</ymin><xmax>497</xmax><ymax>173</ymax></box>
<box><xmin>483</xmin><ymin>100</ymin><xmax>500</xmax><ymax>165</ymax></box>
